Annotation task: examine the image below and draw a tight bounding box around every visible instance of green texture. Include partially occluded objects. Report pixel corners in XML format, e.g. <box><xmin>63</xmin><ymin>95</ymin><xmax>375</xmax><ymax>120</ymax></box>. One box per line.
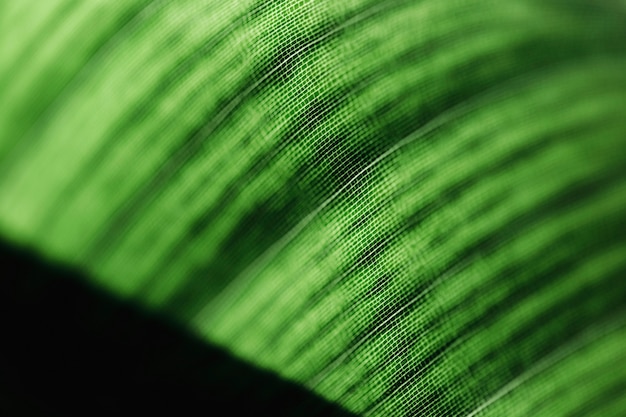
<box><xmin>1</xmin><ymin>0</ymin><xmax>626</xmax><ymax>415</ymax></box>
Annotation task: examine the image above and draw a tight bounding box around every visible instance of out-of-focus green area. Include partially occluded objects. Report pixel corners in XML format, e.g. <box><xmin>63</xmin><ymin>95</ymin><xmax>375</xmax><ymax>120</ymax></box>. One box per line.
<box><xmin>1</xmin><ymin>1</ymin><xmax>626</xmax><ymax>415</ymax></box>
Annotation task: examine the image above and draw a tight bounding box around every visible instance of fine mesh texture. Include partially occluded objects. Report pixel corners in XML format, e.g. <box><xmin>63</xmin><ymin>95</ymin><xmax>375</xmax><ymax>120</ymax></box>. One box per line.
<box><xmin>1</xmin><ymin>0</ymin><xmax>626</xmax><ymax>416</ymax></box>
